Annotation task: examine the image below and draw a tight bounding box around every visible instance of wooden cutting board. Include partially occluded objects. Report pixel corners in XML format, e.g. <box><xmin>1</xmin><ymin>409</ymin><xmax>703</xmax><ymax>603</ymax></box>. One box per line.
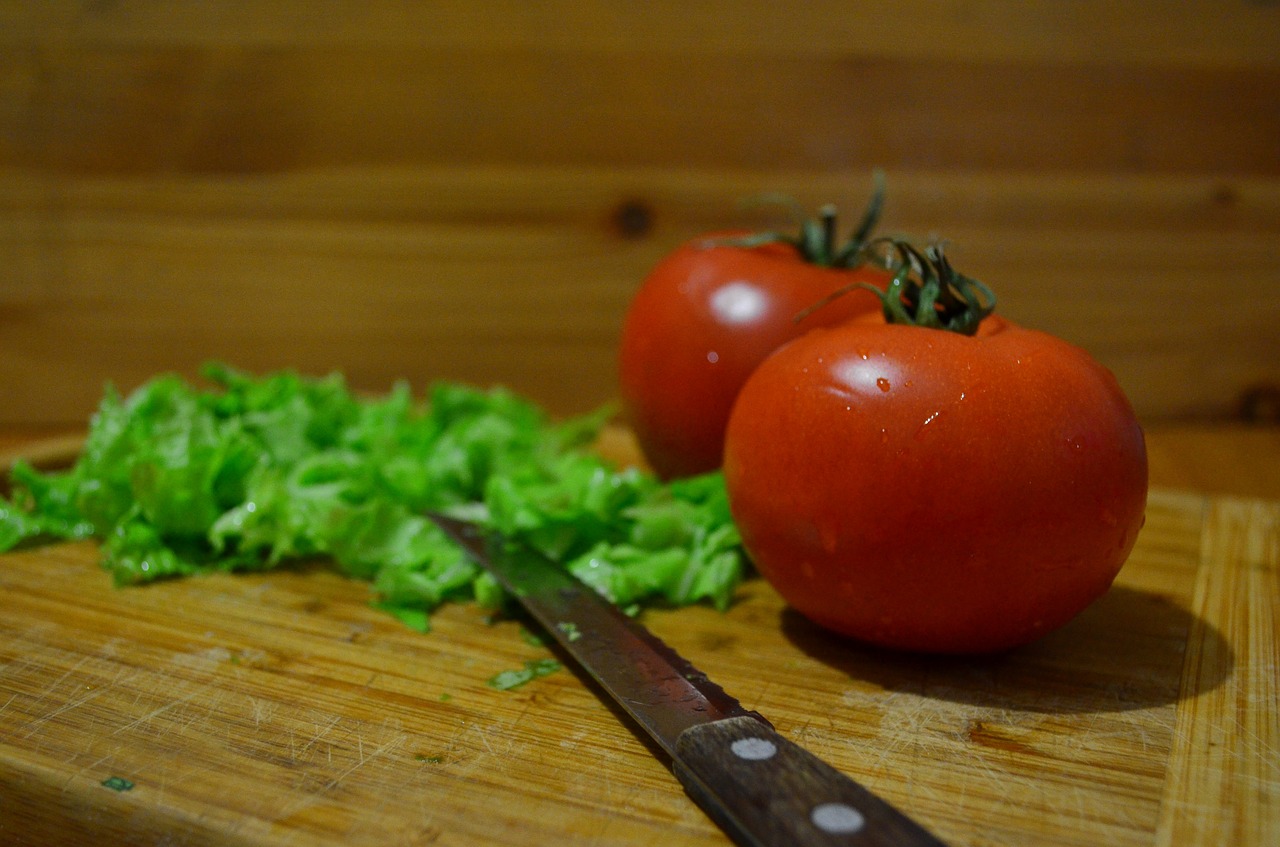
<box><xmin>1</xmin><ymin>484</ymin><xmax>1276</xmax><ymax>846</ymax></box>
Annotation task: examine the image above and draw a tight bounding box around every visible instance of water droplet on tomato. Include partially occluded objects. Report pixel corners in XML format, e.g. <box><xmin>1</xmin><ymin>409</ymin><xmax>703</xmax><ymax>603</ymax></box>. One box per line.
<box><xmin>706</xmin><ymin>350</ymin><xmax>720</xmax><ymax>364</ymax></box>
<box><xmin>912</xmin><ymin>410</ymin><xmax>943</xmax><ymax>441</ymax></box>
<box><xmin>876</xmin><ymin>377</ymin><xmax>891</xmax><ymax>392</ymax></box>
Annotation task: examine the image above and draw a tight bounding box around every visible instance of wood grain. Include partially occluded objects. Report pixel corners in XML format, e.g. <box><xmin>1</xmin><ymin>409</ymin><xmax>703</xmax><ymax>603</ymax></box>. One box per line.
<box><xmin>1142</xmin><ymin>424</ymin><xmax>1280</xmax><ymax>501</ymax></box>
<box><xmin>3</xmin><ymin>45</ymin><xmax>1276</xmax><ymax>174</ymax></box>
<box><xmin>3</xmin><ymin>1</ymin><xmax>1277</xmax><ymax>67</ymax></box>
<box><xmin>1155</xmin><ymin>496</ymin><xmax>1280</xmax><ymax>847</ymax></box>
<box><xmin>1</xmin><ymin>168</ymin><xmax>1277</xmax><ymax>425</ymax></box>
<box><xmin>2</xmin><ymin>1</ymin><xmax>1278</xmax><ymax>426</ymax></box>
<box><xmin>1</xmin><ymin>483</ymin><xmax>1276</xmax><ymax>846</ymax></box>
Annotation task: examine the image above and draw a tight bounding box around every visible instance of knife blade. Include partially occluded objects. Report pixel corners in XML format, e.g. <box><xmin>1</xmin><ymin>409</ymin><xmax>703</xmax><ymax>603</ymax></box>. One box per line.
<box><xmin>428</xmin><ymin>512</ymin><xmax>949</xmax><ymax>847</ymax></box>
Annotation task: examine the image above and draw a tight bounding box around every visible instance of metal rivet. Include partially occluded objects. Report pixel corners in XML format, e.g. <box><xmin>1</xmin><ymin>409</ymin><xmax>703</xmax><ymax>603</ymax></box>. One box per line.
<box><xmin>730</xmin><ymin>737</ymin><xmax>777</xmax><ymax>760</ymax></box>
<box><xmin>811</xmin><ymin>802</ymin><xmax>865</xmax><ymax>834</ymax></box>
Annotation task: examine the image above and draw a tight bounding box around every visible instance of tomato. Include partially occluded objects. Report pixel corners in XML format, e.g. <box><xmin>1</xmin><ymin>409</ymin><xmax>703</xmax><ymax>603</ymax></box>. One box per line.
<box><xmin>618</xmin><ymin>180</ymin><xmax>890</xmax><ymax>480</ymax></box>
<box><xmin>722</xmin><ymin>244</ymin><xmax>1148</xmax><ymax>654</ymax></box>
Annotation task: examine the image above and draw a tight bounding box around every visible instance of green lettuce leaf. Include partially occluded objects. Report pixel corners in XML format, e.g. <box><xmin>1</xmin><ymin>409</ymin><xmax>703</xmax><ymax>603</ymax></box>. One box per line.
<box><xmin>0</xmin><ymin>363</ymin><xmax>747</xmax><ymax>628</ymax></box>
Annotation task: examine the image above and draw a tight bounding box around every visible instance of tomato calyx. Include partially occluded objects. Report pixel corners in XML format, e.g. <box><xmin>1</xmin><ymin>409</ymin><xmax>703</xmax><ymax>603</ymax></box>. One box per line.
<box><xmin>798</xmin><ymin>237</ymin><xmax>997</xmax><ymax>336</ymax></box>
<box><xmin>711</xmin><ymin>170</ymin><xmax>886</xmax><ymax>269</ymax></box>
<box><xmin>874</xmin><ymin>239</ymin><xmax>996</xmax><ymax>335</ymax></box>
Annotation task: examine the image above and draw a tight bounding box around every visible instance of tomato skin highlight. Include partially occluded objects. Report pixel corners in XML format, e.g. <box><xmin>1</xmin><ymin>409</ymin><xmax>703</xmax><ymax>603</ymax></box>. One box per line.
<box><xmin>723</xmin><ymin>314</ymin><xmax>1148</xmax><ymax>654</ymax></box>
<box><xmin>618</xmin><ymin>235</ymin><xmax>886</xmax><ymax>479</ymax></box>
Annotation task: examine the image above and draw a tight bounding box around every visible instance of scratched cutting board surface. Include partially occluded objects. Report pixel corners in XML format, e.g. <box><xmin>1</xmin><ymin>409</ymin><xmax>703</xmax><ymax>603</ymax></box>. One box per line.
<box><xmin>1</xmin><ymin>483</ymin><xmax>1276</xmax><ymax>846</ymax></box>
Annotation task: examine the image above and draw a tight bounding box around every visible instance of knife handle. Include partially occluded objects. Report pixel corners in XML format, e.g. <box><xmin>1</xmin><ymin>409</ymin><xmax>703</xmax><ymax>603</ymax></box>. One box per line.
<box><xmin>672</xmin><ymin>715</ymin><xmax>948</xmax><ymax>847</ymax></box>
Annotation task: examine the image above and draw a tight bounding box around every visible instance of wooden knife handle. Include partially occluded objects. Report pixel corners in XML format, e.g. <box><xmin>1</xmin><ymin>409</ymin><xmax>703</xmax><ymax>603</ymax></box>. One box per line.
<box><xmin>673</xmin><ymin>715</ymin><xmax>949</xmax><ymax>846</ymax></box>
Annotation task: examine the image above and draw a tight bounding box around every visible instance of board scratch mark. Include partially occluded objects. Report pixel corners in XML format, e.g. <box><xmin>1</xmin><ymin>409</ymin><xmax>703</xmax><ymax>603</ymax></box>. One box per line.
<box><xmin>321</xmin><ymin>733</ymin><xmax>406</xmax><ymax>793</ymax></box>
<box><xmin>248</xmin><ymin>695</ymin><xmax>278</xmax><ymax>728</ymax></box>
<box><xmin>109</xmin><ymin>684</ymin><xmax>209</xmax><ymax>736</ymax></box>
<box><xmin>34</xmin><ymin>654</ymin><xmax>94</xmax><ymax>699</ymax></box>
<box><xmin>20</xmin><ymin>672</ymin><xmax>136</xmax><ymax>738</ymax></box>
<box><xmin>294</xmin><ymin>714</ymin><xmax>344</xmax><ymax>761</ymax></box>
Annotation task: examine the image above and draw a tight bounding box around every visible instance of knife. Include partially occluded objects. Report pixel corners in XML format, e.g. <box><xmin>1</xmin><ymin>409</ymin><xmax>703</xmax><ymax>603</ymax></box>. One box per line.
<box><xmin>428</xmin><ymin>513</ymin><xmax>949</xmax><ymax>847</ymax></box>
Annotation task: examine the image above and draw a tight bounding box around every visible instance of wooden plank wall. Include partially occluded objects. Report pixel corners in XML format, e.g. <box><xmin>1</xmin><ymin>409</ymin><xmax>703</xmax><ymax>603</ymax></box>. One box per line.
<box><xmin>1</xmin><ymin>1</ymin><xmax>1278</xmax><ymax>425</ymax></box>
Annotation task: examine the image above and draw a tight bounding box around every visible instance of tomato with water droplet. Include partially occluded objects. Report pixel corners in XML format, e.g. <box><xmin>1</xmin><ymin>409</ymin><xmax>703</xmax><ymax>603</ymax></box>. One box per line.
<box><xmin>723</xmin><ymin>282</ymin><xmax>1148</xmax><ymax>654</ymax></box>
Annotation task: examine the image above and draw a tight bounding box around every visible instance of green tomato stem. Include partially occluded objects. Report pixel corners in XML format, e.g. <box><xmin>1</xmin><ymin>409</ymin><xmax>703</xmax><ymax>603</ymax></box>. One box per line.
<box><xmin>794</xmin><ymin>237</ymin><xmax>996</xmax><ymax>335</ymax></box>
<box><xmin>712</xmin><ymin>170</ymin><xmax>886</xmax><ymax>269</ymax></box>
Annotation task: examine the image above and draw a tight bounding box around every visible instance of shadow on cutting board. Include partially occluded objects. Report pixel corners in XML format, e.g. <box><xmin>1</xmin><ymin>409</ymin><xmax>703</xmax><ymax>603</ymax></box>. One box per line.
<box><xmin>779</xmin><ymin>584</ymin><xmax>1232</xmax><ymax>715</ymax></box>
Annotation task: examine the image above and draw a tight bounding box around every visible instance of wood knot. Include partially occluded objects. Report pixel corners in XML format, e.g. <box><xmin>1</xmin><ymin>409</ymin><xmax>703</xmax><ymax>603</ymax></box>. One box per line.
<box><xmin>611</xmin><ymin>199</ymin><xmax>654</xmax><ymax>239</ymax></box>
<box><xmin>1210</xmin><ymin>183</ymin><xmax>1239</xmax><ymax>208</ymax></box>
<box><xmin>1237</xmin><ymin>384</ymin><xmax>1280</xmax><ymax>423</ymax></box>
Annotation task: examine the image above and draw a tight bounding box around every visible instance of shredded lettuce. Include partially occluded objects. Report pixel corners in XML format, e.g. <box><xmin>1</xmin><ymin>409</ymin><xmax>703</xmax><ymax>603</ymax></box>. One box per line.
<box><xmin>1</xmin><ymin>363</ymin><xmax>746</xmax><ymax>627</ymax></box>
<box><xmin>487</xmin><ymin>658</ymin><xmax>563</xmax><ymax>691</ymax></box>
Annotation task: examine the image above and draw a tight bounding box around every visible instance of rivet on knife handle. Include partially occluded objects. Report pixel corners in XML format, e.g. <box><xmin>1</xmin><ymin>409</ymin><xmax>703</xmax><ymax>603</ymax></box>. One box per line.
<box><xmin>673</xmin><ymin>715</ymin><xmax>947</xmax><ymax>846</ymax></box>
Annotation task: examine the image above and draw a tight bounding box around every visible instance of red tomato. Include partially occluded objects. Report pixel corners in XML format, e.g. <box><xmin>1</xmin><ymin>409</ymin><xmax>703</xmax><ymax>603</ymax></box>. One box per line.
<box><xmin>723</xmin><ymin>311</ymin><xmax>1148</xmax><ymax>654</ymax></box>
<box><xmin>619</xmin><ymin>195</ymin><xmax>890</xmax><ymax>479</ymax></box>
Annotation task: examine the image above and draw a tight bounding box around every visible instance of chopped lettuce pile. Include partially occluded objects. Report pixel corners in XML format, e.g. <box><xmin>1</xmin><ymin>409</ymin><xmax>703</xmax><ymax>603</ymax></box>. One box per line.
<box><xmin>0</xmin><ymin>363</ymin><xmax>745</xmax><ymax>627</ymax></box>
